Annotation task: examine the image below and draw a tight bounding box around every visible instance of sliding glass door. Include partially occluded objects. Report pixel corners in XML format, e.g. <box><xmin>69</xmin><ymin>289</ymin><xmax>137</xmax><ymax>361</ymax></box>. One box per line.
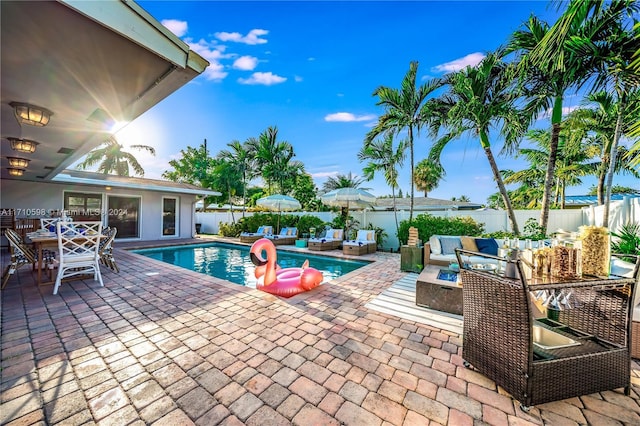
<box><xmin>107</xmin><ymin>196</ymin><xmax>140</xmax><ymax>239</ymax></box>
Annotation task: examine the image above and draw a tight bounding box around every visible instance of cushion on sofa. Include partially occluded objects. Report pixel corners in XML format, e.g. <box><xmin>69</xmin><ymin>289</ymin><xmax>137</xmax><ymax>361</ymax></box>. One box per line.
<box><xmin>475</xmin><ymin>238</ymin><xmax>498</xmax><ymax>256</ymax></box>
<box><xmin>429</xmin><ymin>235</ymin><xmax>442</xmax><ymax>255</ymax></box>
<box><xmin>461</xmin><ymin>236</ymin><xmax>479</xmax><ymax>252</ymax></box>
<box><xmin>440</xmin><ymin>237</ymin><xmax>462</xmax><ymax>255</ymax></box>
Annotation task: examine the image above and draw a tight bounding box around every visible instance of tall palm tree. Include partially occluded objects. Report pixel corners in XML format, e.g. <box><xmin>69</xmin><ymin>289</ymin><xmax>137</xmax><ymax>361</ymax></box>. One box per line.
<box><xmin>568</xmin><ymin>91</ymin><xmax>640</xmax><ymax>204</ymax></box>
<box><xmin>506</xmin><ymin>128</ymin><xmax>597</xmax><ymax>209</ymax></box>
<box><xmin>524</xmin><ymin>0</ymin><xmax>639</xmax><ymax>227</ymax></box>
<box><xmin>507</xmin><ymin>15</ymin><xmax>589</xmax><ymax>234</ymax></box>
<box><xmin>247</xmin><ymin>126</ymin><xmax>302</xmax><ymax>194</ymax></box>
<box><xmin>218</xmin><ymin>139</ymin><xmax>255</xmax><ymax>217</ymax></box>
<box><xmin>413</xmin><ymin>158</ymin><xmax>445</xmax><ymax>197</ymax></box>
<box><xmin>365</xmin><ymin>62</ymin><xmax>442</xmax><ymax>221</ymax></box>
<box><xmin>429</xmin><ymin>51</ymin><xmax>524</xmax><ymax>235</ymax></box>
<box><xmin>77</xmin><ymin>136</ymin><xmax>155</xmax><ymax>176</ymax></box>
<box><xmin>358</xmin><ymin>133</ymin><xmax>406</xmax><ymax>237</ymax></box>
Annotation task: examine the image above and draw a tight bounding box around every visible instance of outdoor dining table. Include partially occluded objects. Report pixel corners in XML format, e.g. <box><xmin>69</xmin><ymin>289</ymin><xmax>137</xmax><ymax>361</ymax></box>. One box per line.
<box><xmin>27</xmin><ymin>233</ymin><xmax>105</xmax><ymax>286</ymax></box>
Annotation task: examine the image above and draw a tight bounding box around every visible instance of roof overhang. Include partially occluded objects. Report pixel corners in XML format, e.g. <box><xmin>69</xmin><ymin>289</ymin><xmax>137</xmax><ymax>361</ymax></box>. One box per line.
<box><xmin>1</xmin><ymin>0</ymin><xmax>208</xmax><ymax>182</ymax></box>
<box><xmin>53</xmin><ymin>171</ymin><xmax>221</xmax><ymax>197</ymax></box>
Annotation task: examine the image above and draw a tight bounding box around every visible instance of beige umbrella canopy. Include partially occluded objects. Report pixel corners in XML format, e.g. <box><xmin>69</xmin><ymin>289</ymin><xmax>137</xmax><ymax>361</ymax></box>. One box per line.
<box><xmin>320</xmin><ymin>188</ymin><xmax>376</xmax><ymax>232</ymax></box>
<box><xmin>256</xmin><ymin>194</ymin><xmax>301</xmax><ymax>233</ymax></box>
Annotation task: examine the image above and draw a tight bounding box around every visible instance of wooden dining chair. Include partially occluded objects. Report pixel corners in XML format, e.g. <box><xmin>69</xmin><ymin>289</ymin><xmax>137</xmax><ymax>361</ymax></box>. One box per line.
<box><xmin>53</xmin><ymin>221</ymin><xmax>103</xmax><ymax>295</ymax></box>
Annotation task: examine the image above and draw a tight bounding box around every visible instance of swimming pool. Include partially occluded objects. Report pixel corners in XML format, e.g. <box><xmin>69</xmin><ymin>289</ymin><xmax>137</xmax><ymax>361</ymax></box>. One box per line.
<box><xmin>132</xmin><ymin>242</ymin><xmax>369</xmax><ymax>288</ymax></box>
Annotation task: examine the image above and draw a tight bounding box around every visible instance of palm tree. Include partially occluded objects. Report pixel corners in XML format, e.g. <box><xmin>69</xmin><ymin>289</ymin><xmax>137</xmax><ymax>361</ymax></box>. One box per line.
<box><xmin>507</xmin><ymin>15</ymin><xmax>589</xmax><ymax>234</ymax></box>
<box><xmin>429</xmin><ymin>51</ymin><xmax>524</xmax><ymax>235</ymax></box>
<box><xmin>218</xmin><ymin>139</ymin><xmax>255</xmax><ymax>217</ymax></box>
<box><xmin>413</xmin><ymin>158</ymin><xmax>445</xmax><ymax>197</ymax></box>
<box><xmin>358</xmin><ymin>133</ymin><xmax>406</xmax><ymax>237</ymax></box>
<box><xmin>365</xmin><ymin>61</ymin><xmax>442</xmax><ymax>221</ymax></box>
<box><xmin>247</xmin><ymin>126</ymin><xmax>302</xmax><ymax>194</ymax></box>
<box><xmin>506</xmin><ymin>128</ymin><xmax>597</xmax><ymax>209</ymax></box>
<box><xmin>77</xmin><ymin>136</ymin><xmax>155</xmax><ymax>176</ymax></box>
<box><xmin>568</xmin><ymin>91</ymin><xmax>640</xmax><ymax>205</ymax></box>
<box><xmin>523</xmin><ymin>0</ymin><xmax>640</xmax><ymax>227</ymax></box>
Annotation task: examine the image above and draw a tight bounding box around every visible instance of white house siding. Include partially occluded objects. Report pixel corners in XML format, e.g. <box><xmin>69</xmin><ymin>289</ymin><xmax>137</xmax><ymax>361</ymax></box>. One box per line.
<box><xmin>1</xmin><ymin>179</ymin><xmax>197</xmax><ymax>242</ymax></box>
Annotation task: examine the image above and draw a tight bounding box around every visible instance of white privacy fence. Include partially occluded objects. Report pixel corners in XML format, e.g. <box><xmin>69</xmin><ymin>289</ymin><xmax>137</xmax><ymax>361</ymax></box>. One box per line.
<box><xmin>196</xmin><ymin>208</ymin><xmax>588</xmax><ymax>250</ymax></box>
<box><xmin>583</xmin><ymin>197</ymin><xmax>640</xmax><ymax>231</ymax></box>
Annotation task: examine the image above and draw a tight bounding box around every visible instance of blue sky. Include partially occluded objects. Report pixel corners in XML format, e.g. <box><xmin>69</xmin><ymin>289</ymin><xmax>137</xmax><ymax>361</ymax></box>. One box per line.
<box><xmin>109</xmin><ymin>1</ymin><xmax>636</xmax><ymax>204</ymax></box>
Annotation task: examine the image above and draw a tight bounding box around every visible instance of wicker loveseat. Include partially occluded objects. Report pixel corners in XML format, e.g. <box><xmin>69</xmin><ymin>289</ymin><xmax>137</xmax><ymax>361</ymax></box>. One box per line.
<box><xmin>456</xmin><ymin>249</ymin><xmax>638</xmax><ymax>410</ymax></box>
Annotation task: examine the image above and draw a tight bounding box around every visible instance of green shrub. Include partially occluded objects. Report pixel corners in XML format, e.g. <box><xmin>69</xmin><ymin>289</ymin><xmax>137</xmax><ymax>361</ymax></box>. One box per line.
<box><xmin>296</xmin><ymin>215</ymin><xmax>327</xmax><ymax>236</ymax></box>
<box><xmin>218</xmin><ymin>221</ymin><xmax>243</xmax><ymax>237</ymax></box>
<box><xmin>522</xmin><ymin>218</ymin><xmax>547</xmax><ymax>240</ymax></box>
<box><xmin>611</xmin><ymin>222</ymin><xmax>640</xmax><ymax>262</ymax></box>
<box><xmin>397</xmin><ymin>214</ymin><xmax>484</xmax><ymax>245</ymax></box>
<box><xmin>482</xmin><ymin>230</ymin><xmax>515</xmax><ymax>239</ymax></box>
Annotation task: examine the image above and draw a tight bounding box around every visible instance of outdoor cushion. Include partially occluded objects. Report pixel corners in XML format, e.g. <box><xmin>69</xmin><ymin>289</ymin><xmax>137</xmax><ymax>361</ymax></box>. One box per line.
<box><xmin>461</xmin><ymin>236</ymin><xmax>479</xmax><ymax>252</ymax></box>
<box><xmin>475</xmin><ymin>238</ymin><xmax>499</xmax><ymax>256</ymax></box>
<box><xmin>366</xmin><ymin>231</ymin><xmax>375</xmax><ymax>241</ymax></box>
<box><xmin>256</xmin><ymin>226</ymin><xmax>264</xmax><ymax>234</ymax></box>
<box><xmin>429</xmin><ymin>235</ymin><xmax>442</xmax><ymax>255</ymax></box>
<box><xmin>440</xmin><ymin>237</ymin><xmax>462</xmax><ymax>255</ymax></box>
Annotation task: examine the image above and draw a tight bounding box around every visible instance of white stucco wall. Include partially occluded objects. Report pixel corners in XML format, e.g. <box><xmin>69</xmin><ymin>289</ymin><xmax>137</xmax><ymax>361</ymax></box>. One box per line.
<box><xmin>1</xmin><ymin>179</ymin><xmax>197</xmax><ymax>241</ymax></box>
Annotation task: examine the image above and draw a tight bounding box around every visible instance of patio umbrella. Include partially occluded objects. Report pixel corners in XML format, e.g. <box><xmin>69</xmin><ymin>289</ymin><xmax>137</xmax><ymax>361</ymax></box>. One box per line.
<box><xmin>256</xmin><ymin>194</ymin><xmax>301</xmax><ymax>233</ymax></box>
<box><xmin>320</xmin><ymin>188</ymin><xmax>377</xmax><ymax>233</ymax></box>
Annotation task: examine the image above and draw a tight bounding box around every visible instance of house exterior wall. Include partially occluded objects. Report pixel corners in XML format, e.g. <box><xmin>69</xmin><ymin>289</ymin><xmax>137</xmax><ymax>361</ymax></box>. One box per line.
<box><xmin>1</xmin><ymin>179</ymin><xmax>197</xmax><ymax>241</ymax></box>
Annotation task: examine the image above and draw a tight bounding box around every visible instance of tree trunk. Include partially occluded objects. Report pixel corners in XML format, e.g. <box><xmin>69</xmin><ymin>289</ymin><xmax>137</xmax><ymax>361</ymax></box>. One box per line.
<box><xmin>539</xmin><ymin>117</ymin><xmax>562</xmax><ymax>234</ymax></box>
<box><xmin>408</xmin><ymin>126</ymin><xmax>415</xmax><ymax>221</ymax></box>
<box><xmin>561</xmin><ymin>181</ymin><xmax>566</xmax><ymax>210</ymax></box>
<box><xmin>392</xmin><ymin>186</ymin><xmax>399</xmax><ymax>250</ymax></box>
<box><xmin>597</xmin><ymin>160</ymin><xmax>607</xmax><ymax>205</ymax></box>
<box><xmin>603</xmin><ymin>96</ymin><xmax>625</xmax><ymax>228</ymax></box>
<box><xmin>484</xmin><ymin>145</ymin><xmax>520</xmax><ymax>235</ymax></box>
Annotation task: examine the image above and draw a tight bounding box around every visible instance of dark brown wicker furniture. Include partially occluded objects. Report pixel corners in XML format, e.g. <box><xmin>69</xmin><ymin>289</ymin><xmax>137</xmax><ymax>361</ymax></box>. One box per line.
<box><xmin>455</xmin><ymin>249</ymin><xmax>638</xmax><ymax>410</ymax></box>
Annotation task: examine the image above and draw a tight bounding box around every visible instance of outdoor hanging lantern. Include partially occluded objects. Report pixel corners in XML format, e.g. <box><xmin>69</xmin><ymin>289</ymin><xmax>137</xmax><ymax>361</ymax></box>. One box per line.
<box><xmin>7</xmin><ymin>157</ymin><xmax>30</xmax><ymax>168</ymax></box>
<box><xmin>8</xmin><ymin>137</ymin><xmax>39</xmax><ymax>153</ymax></box>
<box><xmin>10</xmin><ymin>101</ymin><xmax>53</xmax><ymax>126</ymax></box>
<box><xmin>7</xmin><ymin>168</ymin><xmax>25</xmax><ymax>176</ymax></box>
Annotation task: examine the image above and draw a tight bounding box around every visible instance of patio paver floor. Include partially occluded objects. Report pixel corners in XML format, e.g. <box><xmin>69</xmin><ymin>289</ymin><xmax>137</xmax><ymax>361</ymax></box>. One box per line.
<box><xmin>2</xmin><ymin>237</ymin><xmax>639</xmax><ymax>425</ymax></box>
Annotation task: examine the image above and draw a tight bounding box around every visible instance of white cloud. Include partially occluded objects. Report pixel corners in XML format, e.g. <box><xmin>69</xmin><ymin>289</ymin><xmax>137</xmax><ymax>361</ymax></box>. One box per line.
<box><xmin>432</xmin><ymin>52</ymin><xmax>485</xmax><ymax>73</ymax></box>
<box><xmin>294</xmin><ymin>75</ymin><xmax>303</xmax><ymax>82</ymax></box>
<box><xmin>215</xmin><ymin>29</ymin><xmax>268</xmax><ymax>45</ymax></box>
<box><xmin>233</xmin><ymin>56</ymin><xmax>258</xmax><ymax>70</ymax></box>
<box><xmin>308</xmin><ymin>57</ymin><xmax>316</xmax><ymax>61</ymax></box>
<box><xmin>161</xmin><ymin>19</ymin><xmax>188</xmax><ymax>37</ymax></box>
<box><xmin>185</xmin><ymin>39</ymin><xmax>234</xmax><ymax>81</ymax></box>
<box><xmin>238</xmin><ymin>72</ymin><xmax>286</xmax><ymax>85</ymax></box>
<box><xmin>324</xmin><ymin>112</ymin><xmax>377</xmax><ymax>122</ymax></box>
<box><xmin>311</xmin><ymin>171</ymin><xmax>339</xmax><ymax>179</ymax></box>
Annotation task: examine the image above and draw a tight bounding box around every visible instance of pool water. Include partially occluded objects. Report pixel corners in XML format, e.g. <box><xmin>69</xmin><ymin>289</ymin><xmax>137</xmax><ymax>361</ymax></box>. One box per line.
<box><xmin>132</xmin><ymin>242</ymin><xmax>368</xmax><ymax>287</ymax></box>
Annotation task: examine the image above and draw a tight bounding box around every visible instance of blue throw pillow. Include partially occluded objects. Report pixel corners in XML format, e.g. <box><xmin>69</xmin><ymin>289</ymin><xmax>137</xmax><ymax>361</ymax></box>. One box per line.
<box><xmin>475</xmin><ymin>238</ymin><xmax>498</xmax><ymax>256</ymax></box>
<box><xmin>439</xmin><ymin>237</ymin><xmax>462</xmax><ymax>255</ymax></box>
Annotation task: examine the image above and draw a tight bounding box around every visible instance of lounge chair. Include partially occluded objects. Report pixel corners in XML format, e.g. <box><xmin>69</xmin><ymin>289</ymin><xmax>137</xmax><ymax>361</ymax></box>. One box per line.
<box><xmin>343</xmin><ymin>230</ymin><xmax>377</xmax><ymax>255</ymax></box>
<box><xmin>308</xmin><ymin>229</ymin><xmax>344</xmax><ymax>251</ymax></box>
<box><xmin>266</xmin><ymin>227</ymin><xmax>298</xmax><ymax>245</ymax></box>
<box><xmin>240</xmin><ymin>225</ymin><xmax>273</xmax><ymax>243</ymax></box>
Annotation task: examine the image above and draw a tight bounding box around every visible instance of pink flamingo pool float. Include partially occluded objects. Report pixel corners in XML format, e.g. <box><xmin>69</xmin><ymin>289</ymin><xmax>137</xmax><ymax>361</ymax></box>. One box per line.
<box><xmin>250</xmin><ymin>238</ymin><xmax>324</xmax><ymax>297</ymax></box>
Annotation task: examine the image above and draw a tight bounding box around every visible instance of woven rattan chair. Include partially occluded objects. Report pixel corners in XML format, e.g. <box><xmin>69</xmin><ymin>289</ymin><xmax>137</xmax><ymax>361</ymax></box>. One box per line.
<box><xmin>53</xmin><ymin>221</ymin><xmax>103</xmax><ymax>295</ymax></box>
<box><xmin>456</xmin><ymin>248</ymin><xmax>637</xmax><ymax>410</ymax></box>
<box><xmin>2</xmin><ymin>228</ymin><xmax>55</xmax><ymax>288</ymax></box>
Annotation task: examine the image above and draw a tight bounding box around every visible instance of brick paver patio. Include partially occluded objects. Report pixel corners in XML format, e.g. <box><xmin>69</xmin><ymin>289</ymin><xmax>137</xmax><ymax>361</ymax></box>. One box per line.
<box><xmin>2</xmin><ymin>238</ymin><xmax>639</xmax><ymax>425</ymax></box>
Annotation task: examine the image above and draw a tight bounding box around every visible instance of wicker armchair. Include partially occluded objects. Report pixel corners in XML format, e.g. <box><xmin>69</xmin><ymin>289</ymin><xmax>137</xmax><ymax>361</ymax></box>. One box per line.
<box><xmin>456</xmin><ymin>249</ymin><xmax>638</xmax><ymax>410</ymax></box>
